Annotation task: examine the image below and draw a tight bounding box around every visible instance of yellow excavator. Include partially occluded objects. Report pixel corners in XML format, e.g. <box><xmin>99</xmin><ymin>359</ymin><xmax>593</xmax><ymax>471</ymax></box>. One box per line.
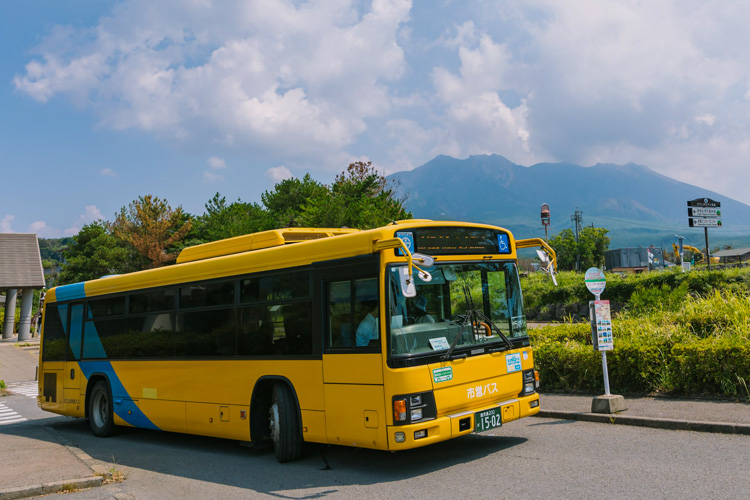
<box><xmin>672</xmin><ymin>243</ymin><xmax>719</xmax><ymax>264</ymax></box>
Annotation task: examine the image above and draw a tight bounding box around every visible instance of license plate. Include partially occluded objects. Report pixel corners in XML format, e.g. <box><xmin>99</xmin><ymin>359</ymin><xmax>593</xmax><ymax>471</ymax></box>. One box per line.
<box><xmin>475</xmin><ymin>407</ymin><xmax>503</xmax><ymax>433</ymax></box>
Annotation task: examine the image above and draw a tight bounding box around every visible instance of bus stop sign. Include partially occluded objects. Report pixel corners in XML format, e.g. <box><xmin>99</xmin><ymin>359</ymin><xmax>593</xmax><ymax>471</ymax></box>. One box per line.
<box><xmin>585</xmin><ymin>267</ymin><xmax>606</xmax><ymax>297</ymax></box>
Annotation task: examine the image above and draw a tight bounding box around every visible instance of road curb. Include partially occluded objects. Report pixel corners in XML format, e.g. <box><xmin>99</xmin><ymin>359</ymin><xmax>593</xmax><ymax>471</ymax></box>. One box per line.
<box><xmin>0</xmin><ymin>425</ymin><xmax>110</xmax><ymax>500</ymax></box>
<box><xmin>0</xmin><ymin>476</ymin><xmax>103</xmax><ymax>500</ymax></box>
<box><xmin>537</xmin><ymin>410</ymin><xmax>750</xmax><ymax>435</ymax></box>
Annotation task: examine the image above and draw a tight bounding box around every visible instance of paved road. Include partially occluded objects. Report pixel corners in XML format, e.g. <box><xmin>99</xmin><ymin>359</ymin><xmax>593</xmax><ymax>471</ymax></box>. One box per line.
<box><xmin>3</xmin><ymin>393</ymin><xmax>746</xmax><ymax>500</ymax></box>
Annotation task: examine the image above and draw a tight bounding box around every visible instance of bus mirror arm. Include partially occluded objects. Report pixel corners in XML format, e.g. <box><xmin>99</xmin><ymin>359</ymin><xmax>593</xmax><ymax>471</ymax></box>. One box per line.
<box><xmin>516</xmin><ymin>238</ymin><xmax>558</xmax><ymax>287</ymax></box>
<box><xmin>374</xmin><ymin>238</ymin><xmax>433</xmax><ymax>297</ymax></box>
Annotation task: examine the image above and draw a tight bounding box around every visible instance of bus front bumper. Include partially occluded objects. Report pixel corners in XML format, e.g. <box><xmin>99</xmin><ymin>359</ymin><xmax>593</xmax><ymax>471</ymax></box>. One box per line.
<box><xmin>386</xmin><ymin>393</ymin><xmax>540</xmax><ymax>451</ymax></box>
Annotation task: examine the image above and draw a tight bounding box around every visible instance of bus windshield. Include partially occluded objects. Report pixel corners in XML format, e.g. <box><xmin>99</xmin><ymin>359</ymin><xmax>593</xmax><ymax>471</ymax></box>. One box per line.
<box><xmin>387</xmin><ymin>262</ymin><xmax>527</xmax><ymax>357</ymax></box>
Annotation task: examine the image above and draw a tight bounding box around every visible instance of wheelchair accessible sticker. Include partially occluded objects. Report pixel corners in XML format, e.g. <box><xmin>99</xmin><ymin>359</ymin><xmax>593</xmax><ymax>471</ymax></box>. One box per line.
<box><xmin>433</xmin><ymin>366</ymin><xmax>453</xmax><ymax>383</ymax></box>
<box><xmin>506</xmin><ymin>353</ymin><xmax>522</xmax><ymax>373</ymax></box>
<box><xmin>497</xmin><ymin>233</ymin><xmax>511</xmax><ymax>254</ymax></box>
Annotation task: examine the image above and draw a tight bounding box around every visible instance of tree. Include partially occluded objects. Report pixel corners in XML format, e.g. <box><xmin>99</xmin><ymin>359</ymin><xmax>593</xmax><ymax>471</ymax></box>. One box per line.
<box><xmin>549</xmin><ymin>226</ymin><xmax>610</xmax><ymax>271</ymax></box>
<box><xmin>300</xmin><ymin>162</ymin><xmax>411</xmax><ymax>229</ymax></box>
<box><xmin>111</xmin><ymin>195</ymin><xmax>193</xmax><ymax>268</ymax></box>
<box><xmin>58</xmin><ymin>221</ymin><xmax>137</xmax><ymax>284</ymax></box>
<box><xmin>194</xmin><ymin>192</ymin><xmax>266</xmax><ymax>242</ymax></box>
<box><xmin>261</xmin><ymin>174</ymin><xmax>327</xmax><ymax>229</ymax></box>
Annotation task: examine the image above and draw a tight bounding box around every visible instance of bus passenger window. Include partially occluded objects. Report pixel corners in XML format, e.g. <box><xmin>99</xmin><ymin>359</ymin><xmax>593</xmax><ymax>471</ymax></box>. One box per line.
<box><xmin>354</xmin><ymin>278</ymin><xmax>379</xmax><ymax>347</ymax></box>
<box><xmin>325</xmin><ymin>277</ymin><xmax>379</xmax><ymax>350</ymax></box>
<box><xmin>328</xmin><ymin>281</ymin><xmax>352</xmax><ymax>347</ymax></box>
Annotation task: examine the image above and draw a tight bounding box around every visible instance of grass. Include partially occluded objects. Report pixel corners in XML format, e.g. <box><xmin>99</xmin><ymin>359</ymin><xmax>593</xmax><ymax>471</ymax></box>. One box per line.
<box><xmin>526</xmin><ymin>267</ymin><xmax>750</xmax><ymax>397</ymax></box>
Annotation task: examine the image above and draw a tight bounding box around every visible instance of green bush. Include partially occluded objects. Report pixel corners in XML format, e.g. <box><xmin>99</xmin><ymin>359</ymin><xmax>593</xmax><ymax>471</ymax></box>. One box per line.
<box><xmin>628</xmin><ymin>282</ymin><xmax>689</xmax><ymax>313</ymax></box>
<box><xmin>530</xmin><ymin>287</ymin><xmax>750</xmax><ymax>397</ymax></box>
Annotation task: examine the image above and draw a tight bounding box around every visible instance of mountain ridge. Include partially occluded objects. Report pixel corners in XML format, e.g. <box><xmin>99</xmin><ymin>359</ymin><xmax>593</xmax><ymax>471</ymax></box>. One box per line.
<box><xmin>388</xmin><ymin>155</ymin><xmax>750</xmax><ymax>248</ymax></box>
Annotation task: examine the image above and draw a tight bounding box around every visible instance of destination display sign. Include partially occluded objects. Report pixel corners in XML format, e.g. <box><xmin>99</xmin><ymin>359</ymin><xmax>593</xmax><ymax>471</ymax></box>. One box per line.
<box><xmin>688</xmin><ymin>207</ymin><xmax>721</xmax><ymax>217</ymax></box>
<box><xmin>689</xmin><ymin>218</ymin><xmax>722</xmax><ymax>228</ymax></box>
<box><xmin>395</xmin><ymin>227</ymin><xmax>511</xmax><ymax>256</ymax></box>
<box><xmin>687</xmin><ymin>197</ymin><xmax>721</xmax><ymax>208</ymax></box>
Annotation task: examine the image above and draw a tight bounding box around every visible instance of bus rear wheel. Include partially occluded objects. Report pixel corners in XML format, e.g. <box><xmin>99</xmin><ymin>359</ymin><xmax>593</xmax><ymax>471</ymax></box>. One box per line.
<box><xmin>268</xmin><ymin>383</ymin><xmax>302</xmax><ymax>462</ymax></box>
<box><xmin>89</xmin><ymin>381</ymin><xmax>115</xmax><ymax>437</ymax></box>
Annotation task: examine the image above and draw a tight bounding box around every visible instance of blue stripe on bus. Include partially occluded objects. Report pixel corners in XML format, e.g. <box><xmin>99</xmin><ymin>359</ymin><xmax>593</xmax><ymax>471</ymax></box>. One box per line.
<box><xmin>79</xmin><ymin>361</ymin><xmax>159</xmax><ymax>430</ymax></box>
<box><xmin>55</xmin><ymin>283</ymin><xmax>87</xmax><ymax>302</ymax></box>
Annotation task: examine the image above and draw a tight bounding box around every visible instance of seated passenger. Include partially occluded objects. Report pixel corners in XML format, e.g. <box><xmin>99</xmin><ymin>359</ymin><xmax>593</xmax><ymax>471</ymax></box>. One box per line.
<box><xmin>355</xmin><ymin>300</ymin><xmax>379</xmax><ymax>346</ymax></box>
<box><xmin>413</xmin><ymin>294</ymin><xmax>435</xmax><ymax>324</ymax></box>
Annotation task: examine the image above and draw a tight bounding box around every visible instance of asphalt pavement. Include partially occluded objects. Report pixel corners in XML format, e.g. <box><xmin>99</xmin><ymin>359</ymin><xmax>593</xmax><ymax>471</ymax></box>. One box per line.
<box><xmin>1</xmin><ymin>335</ymin><xmax>748</xmax><ymax>499</ymax></box>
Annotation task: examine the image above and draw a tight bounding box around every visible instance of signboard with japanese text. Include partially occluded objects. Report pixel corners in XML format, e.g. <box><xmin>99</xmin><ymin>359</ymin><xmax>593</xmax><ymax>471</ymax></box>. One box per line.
<box><xmin>590</xmin><ymin>300</ymin><xmax>613</xmax><ymax>351</ymax></box>
<box><xmin>687</xmin><ymin>197</ymin><xmax>721</xmax><ymax>208</ymax></box>
<box><xmin>584</xmin><ymin>267</ymin><xmax>606</xmax><ymax>297</ymax></box>
<box><xmin>688</xmin><ymin>207</ymin><xmax>721</xmax><ymax>217</ymax></box>
<box><xmin>689</xmin><ymin>218</ymin><xmax>722</xmax><ymax>228</ymax></box>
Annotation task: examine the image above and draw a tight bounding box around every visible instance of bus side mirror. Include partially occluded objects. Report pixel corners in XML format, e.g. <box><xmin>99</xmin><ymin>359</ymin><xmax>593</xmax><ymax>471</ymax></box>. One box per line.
<box><xmin>536</xmin><ymin>249</ymin><xmax>558</xmax><ymax>286</ymax></box>
<box><xmin>398</xmin><ymin>266</ymin><xmax>416</xmax><ymax>297</ymax></box>
<box><xmin>412</xmin><ymin>253</ymin><xmax>435</xmax><ymax>267</ymax></box>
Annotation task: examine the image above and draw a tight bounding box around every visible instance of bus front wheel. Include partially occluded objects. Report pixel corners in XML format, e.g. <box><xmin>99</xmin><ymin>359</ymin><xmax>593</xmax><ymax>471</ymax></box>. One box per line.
<box><xmin>88</xmin><ymin>380</ymin><xmax>115</xmax><ymax>437</ymax></box>
<box><xmin>268</xmin><ymin>383</ymin><xmax>302</xmax><ymax>462</ymax></box>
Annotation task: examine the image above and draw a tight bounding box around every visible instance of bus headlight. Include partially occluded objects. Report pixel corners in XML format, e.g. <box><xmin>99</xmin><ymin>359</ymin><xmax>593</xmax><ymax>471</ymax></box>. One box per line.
<box><xmin>520</xmin><ymin>369</ymin><xmax>537</xmax><ymax>396</ymax></box>
<box><xmin>392</xmin><ymin>391</ymin><xmax>436</xmax><ymax>425</ymax></box>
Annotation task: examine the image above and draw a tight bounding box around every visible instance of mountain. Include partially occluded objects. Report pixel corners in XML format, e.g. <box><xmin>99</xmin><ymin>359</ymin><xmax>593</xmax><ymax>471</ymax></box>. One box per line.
<box><xmin>388</xmin><ymin>155</ymin><xmax>750</xmax><ymax>249</ymax></box>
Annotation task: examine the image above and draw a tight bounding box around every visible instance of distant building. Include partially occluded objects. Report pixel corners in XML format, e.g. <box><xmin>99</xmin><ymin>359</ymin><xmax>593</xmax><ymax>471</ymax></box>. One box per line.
<box><xmin>604</xmin><ymin>247</ymin><xmax>665</xmax><ymax>273</ymax></box>
<box><xmin>712</xmin><ymin>247</ymin><xmax>750</xmax><ymax>264</ymax></box>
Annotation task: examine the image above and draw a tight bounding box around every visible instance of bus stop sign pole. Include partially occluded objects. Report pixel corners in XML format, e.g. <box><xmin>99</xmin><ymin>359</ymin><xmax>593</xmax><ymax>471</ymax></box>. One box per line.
<box><xmin>585</xmin><ymin>268</ymin><xmax>626</xmax><ymax>414</ymax></box>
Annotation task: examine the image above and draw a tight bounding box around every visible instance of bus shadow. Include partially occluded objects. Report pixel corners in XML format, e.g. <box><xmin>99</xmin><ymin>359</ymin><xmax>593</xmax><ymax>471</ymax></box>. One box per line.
<box><xmin>48</xmin><ymin>419</ymin><xmax>527</xmax><ymax>496</ymax></box>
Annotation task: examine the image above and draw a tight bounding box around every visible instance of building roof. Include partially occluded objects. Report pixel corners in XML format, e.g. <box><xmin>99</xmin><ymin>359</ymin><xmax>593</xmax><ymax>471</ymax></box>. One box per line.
<box><xmin>712</xmin><ymin>247</ymin><xmax>750</xmax><ymax>258</ymax></box>
<box><xmin>0</xmin><ymin>233</ymin><xmax>46</xmax><ymax>289</ymax></box>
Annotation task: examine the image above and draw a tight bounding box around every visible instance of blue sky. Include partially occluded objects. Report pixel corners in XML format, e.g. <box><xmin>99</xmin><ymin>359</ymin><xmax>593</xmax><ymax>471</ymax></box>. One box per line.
<box><xmin>3</xmin><ymin>0</ymin><xmax>750</xmax><ymax>238</ymax></box>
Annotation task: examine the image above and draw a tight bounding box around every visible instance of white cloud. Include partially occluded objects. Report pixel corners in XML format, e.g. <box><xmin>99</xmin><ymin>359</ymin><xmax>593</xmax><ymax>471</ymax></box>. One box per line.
<box><xmin>14</xmin><ymin>0</ymin><xmax>412</xmax><ymax>162</ymax></box>
<box><xmin>207</xmin><ymin>157</ymin><xmax>226</xmax><ymax>169</ymax></box>
<box><xmin>28</xmin><ymin>221</ymin><xmax>61</xmax><ymax>238</ymax></box>
<box><xmin>1</xmin><ymin>215</ymin><xmax>15</xmax><ymax>233</ymax></box>
<box><xmin>203</xmin><ymin>171</ymin><xmax>224</xmax><ymax>182</ymax></box>
<box><xmin>265</xmin><ymin>166</ymin><xmax>293</xmax><ymax>182</ymax></box>
<box><xmin>429</xmin><ymin>29</ymin><xmax>533</xmax><ymax>162</ymax></box>
<box><xmin>695</xmin><ymin>114</ymin><xmax>717</xmax><ymax>126</ymax></box>
<box><xmin>63</xmin><ymin>205</ymin><xmax>104</xmax><ymax>236</ymax></box>
<box><xmin>100</xmin><ymin>168</ymin><xmax>117</xmax><ymax>177</ymax></box>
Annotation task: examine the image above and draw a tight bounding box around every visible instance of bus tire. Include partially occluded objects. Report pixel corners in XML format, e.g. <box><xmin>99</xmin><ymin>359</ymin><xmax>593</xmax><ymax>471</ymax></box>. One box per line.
<box><xmin>268</xmin><ymin>383</ymin><xmax>302</xmax><ymax>462</ymax></box>
<box><xmin>88</xmin><ymin>380</ymin><xmax>115</xmax><ymax>437</ymax></box>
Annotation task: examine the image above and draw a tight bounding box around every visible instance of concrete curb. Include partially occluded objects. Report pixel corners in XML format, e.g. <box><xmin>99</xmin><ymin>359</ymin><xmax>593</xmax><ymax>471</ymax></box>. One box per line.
<box><xmin>538</xmin><ymin>410</ymin><xmax>750</xmax><ymax>435</ymax></box>
<box><xmin>0</xmin><ymin>476</ymin><xmax>103</xmax><ymax>500</ymax></box>
<box><xmin>0</xmin><ymin>426</ymin><xmax>110</xmax><ymax>500</ymax></box>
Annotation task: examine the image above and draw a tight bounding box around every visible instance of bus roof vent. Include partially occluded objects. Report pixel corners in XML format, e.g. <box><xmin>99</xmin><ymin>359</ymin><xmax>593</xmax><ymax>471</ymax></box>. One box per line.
<box><xmin>176</xmin><ymin>227</ymin><xmax>360</xmax><ymax>264</ymax></box>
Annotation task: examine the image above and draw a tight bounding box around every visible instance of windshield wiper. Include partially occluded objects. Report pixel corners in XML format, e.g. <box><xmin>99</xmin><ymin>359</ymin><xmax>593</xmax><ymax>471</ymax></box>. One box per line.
<box><xmin>441</xmin><ymin>284</ymin><xmax>513</xmax><ymax>361</ymax></box>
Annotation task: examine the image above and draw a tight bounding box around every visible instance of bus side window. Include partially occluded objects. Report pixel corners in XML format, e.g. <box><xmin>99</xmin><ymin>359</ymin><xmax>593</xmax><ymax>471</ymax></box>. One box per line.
<box><xmin>325</xmin><ymin>277</ymin><xmax>379</xmax><ymax>350</ymax></box>
<box><xmin>328</xmin><ymin>281</ymin><xmax>352</xmax><ymax>347</ymax></box>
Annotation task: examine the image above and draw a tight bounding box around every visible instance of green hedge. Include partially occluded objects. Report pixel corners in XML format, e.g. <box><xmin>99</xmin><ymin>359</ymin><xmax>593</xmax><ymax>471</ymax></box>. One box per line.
<box><xmin>533</xmin><ymin>336</ymin><xmax>750</xmax><ymax>397</ymax></box>
<box><xmin>522</xmin><ymin>266</ymin><xmax>750</xmax><ymax>313</ymax></box>
<box><xmin>529</xmin><ymin>288</ymin><xmax>750</xmax><ymax>398</ymax></box>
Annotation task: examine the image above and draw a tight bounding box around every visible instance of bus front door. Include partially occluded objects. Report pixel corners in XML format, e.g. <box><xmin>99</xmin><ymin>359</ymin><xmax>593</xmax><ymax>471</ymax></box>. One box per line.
<box><xmin>63</xmin><ymin>302</ymin><xmax>84</xmax><ymax>417</ymax></box>
<box><xmin>322</xmin><ymin>275</ymin><xmax>387</xmax><ymax>450</ymax></box>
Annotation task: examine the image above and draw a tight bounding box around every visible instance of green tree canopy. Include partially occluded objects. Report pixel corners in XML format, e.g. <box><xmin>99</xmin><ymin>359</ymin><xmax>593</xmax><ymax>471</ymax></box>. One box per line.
<box><xmin>194</xmin><ymin>192</ymin><xmax>266</xmax><ymax>241</ymax></box>
<box><xmin>261</xmin><ymin>174</ymin><xmax>327</xmax><ymax>229</ymax></box>
<box><xmin>58</xmin><ymin>221</ymin><xmax>137</xmax><ymax>284</ymax></box>
<box><xmin>549</xmin><ymin>226</ymin><xmax>610</xmax><ymax>271</ymax></box>
<box><xmin>300</xmin><ymin>161</ymin><xmax>411</xmax><ymax>229</ymax></box>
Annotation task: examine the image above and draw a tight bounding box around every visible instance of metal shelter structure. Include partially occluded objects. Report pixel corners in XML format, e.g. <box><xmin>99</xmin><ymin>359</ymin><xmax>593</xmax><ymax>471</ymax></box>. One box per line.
<box><xmin>0</xmin><ymin>233</ymin><xmax>45</xmax><ymax>341</ymax></box>
<box><xmin>712</xmin><ymin>247</ymin><xmax>750</xmax><ymax>264</ymax></box>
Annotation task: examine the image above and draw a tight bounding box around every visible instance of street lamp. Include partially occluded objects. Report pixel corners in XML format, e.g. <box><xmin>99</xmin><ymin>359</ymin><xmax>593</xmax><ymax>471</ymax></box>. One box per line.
<box><xmin>540</xmin><ymin>203</ymin><xmax>551</xmax><ymax>241</ymax></box>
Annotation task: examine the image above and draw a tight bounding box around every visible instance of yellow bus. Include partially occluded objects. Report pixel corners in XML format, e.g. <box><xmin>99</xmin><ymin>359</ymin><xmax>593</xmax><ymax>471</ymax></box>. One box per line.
<box><xmin>38</xmin><ymin>220</ymin><xmax>553</xmax><ymax>462</ymax></box>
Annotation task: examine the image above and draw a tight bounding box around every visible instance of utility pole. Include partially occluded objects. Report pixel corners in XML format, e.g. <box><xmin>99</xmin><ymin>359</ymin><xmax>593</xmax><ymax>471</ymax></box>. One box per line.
<box><xmin>571</xmin><ymin>209</ymin><xmax>583</xmax><ymax>272</ymax></box>
<box><xmin>675</xmin><ymin>234</ymin><xmax>685</xmax><ymax>270</ymax></box>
